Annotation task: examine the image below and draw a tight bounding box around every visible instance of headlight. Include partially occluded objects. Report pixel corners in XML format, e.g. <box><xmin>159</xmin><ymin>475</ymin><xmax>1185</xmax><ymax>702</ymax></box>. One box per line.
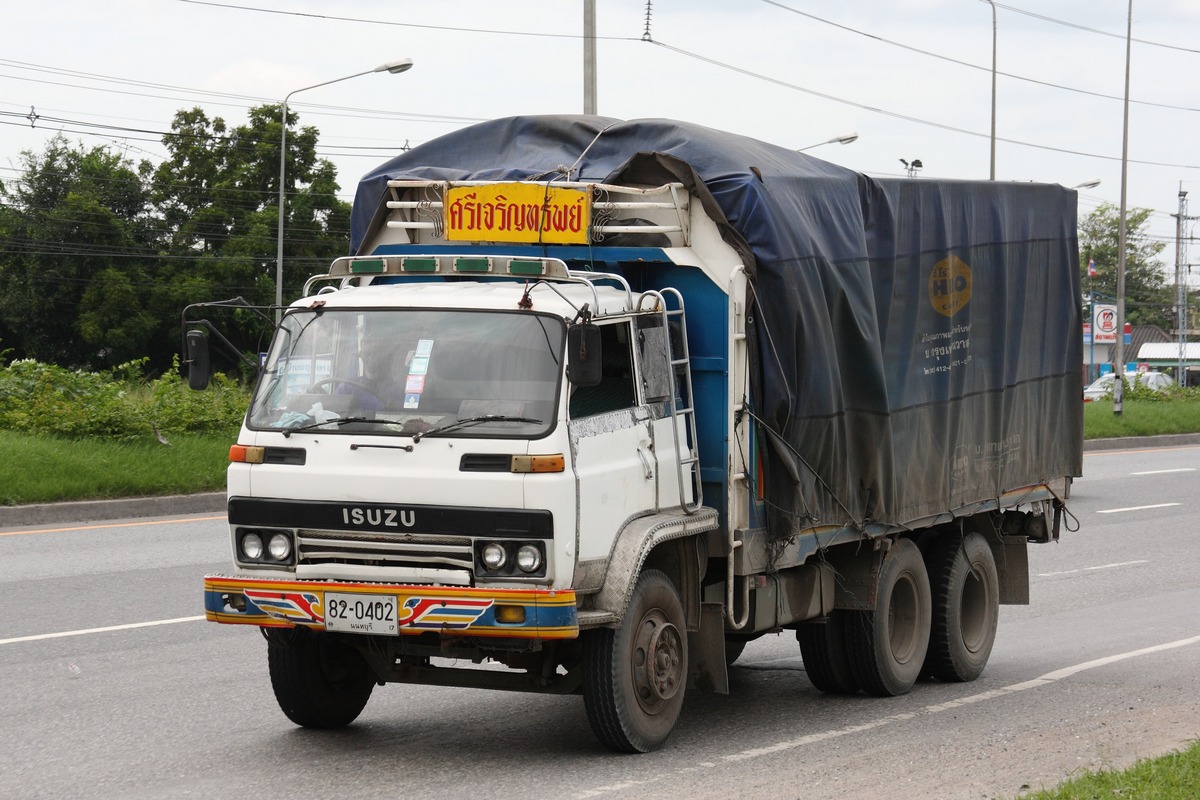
<box><xmin>516</xmin><ymin>544</ymin><xmax>542</xmax><ymax>573</ymax></box>
<box><xmin>236</xmin><ymin>528</ymin><xmax>293</xmax><ymax>567</ymax></box>
<box><xmin>481</xmin><ymin>542</ymin><xmax>507</xmax><ymax>570</ymax></box>
<box><xmin>241</xmin><ymin>532</ymin><xmax>264</xmax><ymax>560</ymax></box>
<box><xmin>268</xmin><ymin>533</ymin><xmax>292</xmax><ymax>561</ymax></box>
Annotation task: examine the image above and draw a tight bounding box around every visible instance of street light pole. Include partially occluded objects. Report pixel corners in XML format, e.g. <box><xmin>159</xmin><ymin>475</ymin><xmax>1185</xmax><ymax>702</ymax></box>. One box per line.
<box><xmin>275</xmin><ymin>58</ymin><xmax>414</xmax><ymax>321</ymax></box>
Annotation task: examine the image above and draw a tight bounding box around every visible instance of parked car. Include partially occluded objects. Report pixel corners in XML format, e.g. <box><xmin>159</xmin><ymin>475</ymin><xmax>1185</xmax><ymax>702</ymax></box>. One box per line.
<box><xmin>1083</xmin><ymin>370</ymin><xmax>1175</xmax><ymax>401</ymax></box>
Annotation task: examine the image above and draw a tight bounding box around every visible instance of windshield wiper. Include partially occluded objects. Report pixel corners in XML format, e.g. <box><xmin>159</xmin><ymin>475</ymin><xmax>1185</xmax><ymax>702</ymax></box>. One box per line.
<box><xmin>281</xmin><ymin>416</ymin><xmax>389</xmax><ymax>437</ymax></box>
<box><xmin>412</xmin><ymin>415</ymin><xmax>543</xmax><ymax>443</ymax></box>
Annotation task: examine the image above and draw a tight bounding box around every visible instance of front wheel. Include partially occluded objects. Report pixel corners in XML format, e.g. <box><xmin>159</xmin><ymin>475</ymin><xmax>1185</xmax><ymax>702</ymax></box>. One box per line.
<box><xmin>583</xmin><ymin>569</ymin><xmax>688</xmax><ymax>753</ymax></box>
<box><xmin>267</xmin><ymin>629</ymin><xmax>375</xmax><ymax>728</ymax></box>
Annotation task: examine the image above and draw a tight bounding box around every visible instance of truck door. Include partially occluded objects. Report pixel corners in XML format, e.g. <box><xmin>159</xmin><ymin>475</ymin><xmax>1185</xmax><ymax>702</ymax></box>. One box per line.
<box><xmin>568</xmin><ymin>320</ymin><xmax>658</xmax><ymax>562</ymax></box>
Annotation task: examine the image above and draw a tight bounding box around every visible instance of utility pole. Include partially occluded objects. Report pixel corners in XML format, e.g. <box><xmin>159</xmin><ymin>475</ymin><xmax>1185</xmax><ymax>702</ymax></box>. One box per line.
<box><xmin>1113</xmin><ymin>0</ymin><xmax>1133</xmax><ymax>417</ymax></box>
<box><xmin>583</xmin><ymin>0</ymin><xmax>597</xmax><ymax>114</ymax></box>
<box><xmin>1172</xmin><ymin>187</ymin><xmax>1197</xmax><ymax>385</ymax></box>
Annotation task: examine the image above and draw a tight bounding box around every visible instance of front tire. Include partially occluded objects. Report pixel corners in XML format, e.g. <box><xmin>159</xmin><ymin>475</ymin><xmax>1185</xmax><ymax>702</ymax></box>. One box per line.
<box><xmin>923</xmin><ymin>531</ymin><xmax>999</xmax><ymax>682</ymax></box>
<box><xmin>267</xmin><ymin>629</ymin><xmax>375</xmax><ymax>728</ymax></box>
<box><xmin>583</xmin><ymin>569</ymin><xmax>687</xmax><ymax>753</ymax></box>
<box><xmin>844</xmin><ymin>538</ymin><xmax>932</xmax><ymax>697</ymax></box>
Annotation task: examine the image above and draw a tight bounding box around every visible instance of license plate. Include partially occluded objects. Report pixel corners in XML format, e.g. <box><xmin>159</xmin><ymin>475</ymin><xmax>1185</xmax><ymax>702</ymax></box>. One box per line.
<box><xmin>324</xmin><ymin>592</ymin><xmax>399</xmax><ymax>635</ymax></box>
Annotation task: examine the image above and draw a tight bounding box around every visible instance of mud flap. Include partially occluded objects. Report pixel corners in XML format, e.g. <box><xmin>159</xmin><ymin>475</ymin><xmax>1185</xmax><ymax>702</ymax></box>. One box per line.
<box><xmin>687</xmin><ymin>602</ymin><xmax>730</xmax><ymax>694</ymax></box>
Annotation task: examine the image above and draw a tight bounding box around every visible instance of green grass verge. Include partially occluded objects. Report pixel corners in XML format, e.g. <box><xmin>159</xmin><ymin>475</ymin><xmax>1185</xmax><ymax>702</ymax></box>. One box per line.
<box><xmin>1016</xmin><ymin>739</ymin><xmax>1200</xmax><ymax>799</ymax></box>
<box><xmin>3</xmin><ymin>396</ymin><xmax>1198</xmax><ymax>507</ymax></box>
<box><xmin>0</xmin><ymin>430</ymin><xmax>231</xmax><ymax>506</ymax></box>
<box><xmin>1083</xmin><ymin>395</ymin><xmax>1200</xmax><ymax>439</ymax></box>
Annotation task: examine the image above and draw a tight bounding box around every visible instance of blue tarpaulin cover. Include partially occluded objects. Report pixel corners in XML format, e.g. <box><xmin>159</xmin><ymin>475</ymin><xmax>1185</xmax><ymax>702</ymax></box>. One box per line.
<box><xmin>351</xmin><ymin>116</ymin><xmax>1083</xmax><ymax>535</ymax></box>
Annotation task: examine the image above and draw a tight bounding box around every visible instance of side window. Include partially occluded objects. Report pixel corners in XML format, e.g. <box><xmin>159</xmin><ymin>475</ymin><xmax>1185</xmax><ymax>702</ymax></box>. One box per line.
<box><xmin>569</xmin><ymin>322</ymin><xmax>637</xmax><ymax>418</ymax></box>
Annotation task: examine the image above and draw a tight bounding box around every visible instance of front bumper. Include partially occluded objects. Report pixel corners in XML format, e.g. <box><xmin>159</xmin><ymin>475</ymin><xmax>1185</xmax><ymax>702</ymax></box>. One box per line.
<box><xmin>203</xmin><ymin>575</ymin><xmax>578</xmax><ymax>639</ymax></box>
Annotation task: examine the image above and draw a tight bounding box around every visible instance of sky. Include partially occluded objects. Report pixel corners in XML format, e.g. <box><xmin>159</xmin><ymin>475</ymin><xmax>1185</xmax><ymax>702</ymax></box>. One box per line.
<box><xmin>2</xmin><ymin>0</ymin><xmax>1199</xmax><ymax>290</ymax></box>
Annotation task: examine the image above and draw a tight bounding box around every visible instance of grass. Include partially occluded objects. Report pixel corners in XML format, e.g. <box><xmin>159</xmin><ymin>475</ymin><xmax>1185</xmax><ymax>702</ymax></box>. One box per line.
<box><xmin>0</xmin><ymin>430</ymin><xmax>231</xmax><ymax>506</ymax></box>
<box><xmin>1015</xmin><ymin>739</ymin><xmax>1200</xmax><ymax>799</ymax></box>
<box><xmin>2</xmin><ymin>396</ymin><xmax>1197</xmax><ymax>507</ymax></box>
<box><xmin>1083</xmin><ymin>395</ymin><xmax>1200</xmax><ymax>439</ymax></box>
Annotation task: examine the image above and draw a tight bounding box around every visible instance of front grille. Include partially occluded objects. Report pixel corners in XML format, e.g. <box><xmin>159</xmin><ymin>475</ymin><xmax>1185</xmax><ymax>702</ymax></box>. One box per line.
<box><xmin>296</xmin><ymin>528</ymin><xmax>473</xmax><ymax>570</ymax></box>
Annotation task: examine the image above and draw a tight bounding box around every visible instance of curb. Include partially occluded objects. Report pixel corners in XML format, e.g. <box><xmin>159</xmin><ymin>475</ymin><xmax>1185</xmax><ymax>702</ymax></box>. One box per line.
<box><xmin>3</xmin><ymin>433</ymin><xmax>1198</xmax><ymax>528</ymax></box>
<box><xmin>0</xmin><ymin>492</ymin><xmax>226</xmax><ymax>528</ymax></box>
<box><xmin>1082</xmin><ymin>432</ymin><xmax>1200</xmax><ymax>452</ymax></box>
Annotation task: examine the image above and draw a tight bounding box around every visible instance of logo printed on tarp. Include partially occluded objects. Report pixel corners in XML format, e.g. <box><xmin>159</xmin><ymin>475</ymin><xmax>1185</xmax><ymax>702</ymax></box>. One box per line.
<box><xmin>929</xmin><ymin>256</ymin><xmax>972</xmax><ymax>317</ymax></box>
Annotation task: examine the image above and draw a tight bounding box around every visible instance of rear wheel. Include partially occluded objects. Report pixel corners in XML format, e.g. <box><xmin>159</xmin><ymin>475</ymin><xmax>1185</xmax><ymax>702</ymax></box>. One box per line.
<box><xmin>796</xmin><ymin>610</ymin><xmax>858</xmax><ymax>694</ymax></box>
<box><xmin>923</xmin><ymin>531</ymin><xmax>999</xmax><ymax>682</ymax></box>
<box><xmin>267</xmin><ymin>629</ymin><xmax>375</xmax><ymax>728</ymax></box>
<box><xmin>844</xmin><ymin>538</ymin><xmax>931</xmax><ymax>696</ymax></box>
<box><xmin>583</xmin><ymin>569</ymin><xmax>687</xmax><ymax>753</ymax></box>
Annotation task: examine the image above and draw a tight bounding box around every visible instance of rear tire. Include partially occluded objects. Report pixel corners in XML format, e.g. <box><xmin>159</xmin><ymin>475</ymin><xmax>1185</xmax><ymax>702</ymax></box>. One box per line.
<box><xmin>583</xmin><ymin>569</ymin><xmax>687</xmax><ymax>753</ymax></box>
<box><xmin>267</xmin><ymin>629</ymin><xmax>375</xmax><ymax>728</ymax></box>
<box><xmin>844</xmin><ymin>539</ymin><xmax>931</xmax><ymax>696</ymax></box>
<box><xmin>796</xmin><ymin>610</ymin><xmax>858</xmax><ymax>694</ymax></box>
<box><xmin>923</xmin><ymin>531</ymin><xmax>999</xmax><ymax>682</ymax></box>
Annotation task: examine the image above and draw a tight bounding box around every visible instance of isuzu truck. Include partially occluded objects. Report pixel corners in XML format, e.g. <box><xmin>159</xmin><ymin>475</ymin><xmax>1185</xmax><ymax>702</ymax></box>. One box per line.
<box><xmin>190</xmin><ymin>116</ymin><xmax>1082</xmax><ymax>753</ymax></box>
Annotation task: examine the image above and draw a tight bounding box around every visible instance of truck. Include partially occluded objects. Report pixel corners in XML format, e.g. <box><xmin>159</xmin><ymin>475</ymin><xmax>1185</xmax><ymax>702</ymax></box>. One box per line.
<box><xmin>188</xmin><ymin>115</ymin><xmax>1083</xmax><ymax>753</ymax></box>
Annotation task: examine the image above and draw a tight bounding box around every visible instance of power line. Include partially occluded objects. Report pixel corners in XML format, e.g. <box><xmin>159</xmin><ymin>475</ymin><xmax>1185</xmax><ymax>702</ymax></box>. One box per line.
<box><xmin>175</xmin><ymin>0</ymin><xmax>641</xmax><ymax>42</ymax></box>
<box><xmin>760</xmin><ymin>0</ymin><xmax>1200</xmax><ymax>114</ymax></box>
<box><xmin>649</xmin><ymin>39</ymin><xmax>1200</xmax><ymax>171</ymax></box>
<box><xmin>982</xmin><ymin>0</ymin><xmax>1200</xmax><ymax>55</ymax></box>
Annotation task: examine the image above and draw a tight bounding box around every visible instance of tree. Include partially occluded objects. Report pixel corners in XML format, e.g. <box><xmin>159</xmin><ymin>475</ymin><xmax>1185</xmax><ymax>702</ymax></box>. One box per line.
<box><xmin>1079</xmin><ymin>203</ymin><xmax>1173</xmax><ymax>329</ymax></box>
<box><xmin>150</xmin><ymin>104</ymin><xmax>351</xmax><ymax>310</ymax></box>
<box><xmin>0</xmin><ymin>107</ymin><xmax>355</xmax><ymax>373</ymax></box>
<box><xmin>0</xmin><ymin>136</ymin><xmax>159</xmax><ymax>366</ymax></box>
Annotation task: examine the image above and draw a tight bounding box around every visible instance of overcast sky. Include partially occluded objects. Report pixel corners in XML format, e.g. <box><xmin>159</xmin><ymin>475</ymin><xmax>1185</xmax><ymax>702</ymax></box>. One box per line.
<box><xmin>3</xmin><ymin>0</ymin><xmax>1199</xmax><ymax>281</ymax></box>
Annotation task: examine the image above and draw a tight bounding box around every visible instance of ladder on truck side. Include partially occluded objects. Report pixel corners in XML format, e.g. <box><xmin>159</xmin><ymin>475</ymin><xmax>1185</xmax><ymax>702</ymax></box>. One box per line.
<box><xmin>637</xmin><ymin>289</ymin><xmax>703</xmax><ymax>514</ymax></box>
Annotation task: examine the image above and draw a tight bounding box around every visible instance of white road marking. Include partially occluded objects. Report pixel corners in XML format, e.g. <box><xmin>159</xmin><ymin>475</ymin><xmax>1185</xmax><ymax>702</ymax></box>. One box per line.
<box><xmin>0</xmin><ymin>616</ymin><xmax>205</xmax><ymax>646</ymax></box>
<box><xmin>1037</xmin><ymin>559</ymin><xmax>1150</xmax><ymax>577</ymax></box>
<box><xmin>1131</xmin><ymin>468</ymin><xmax>1195</xmax><ymax>475</ymax></box>
<box><xmin>1096</xmin><ymin>503</ymin><xmax>1181</xmax><ymax>514</ymax></box>
<box><xmin>573</xmin><ymin>634</ymin><xmax>1200</xmax><ymax>798</ymax></box>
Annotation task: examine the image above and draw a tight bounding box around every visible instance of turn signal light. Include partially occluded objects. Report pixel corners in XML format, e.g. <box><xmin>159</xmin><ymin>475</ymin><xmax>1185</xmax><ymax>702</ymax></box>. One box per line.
<box><xmin>229</xmin><ymin>445</ymin><xmax>266</xmax><ymax>464</ymax></box>
<box><xmin>511</xmin><ymin>454</ymin><xmax>565</xmax><ymax>473</ymax></box>
<box><xmin>494</xmin><ymin>605</ymin><xmax>526</xmax><ymax>624</ymax></box>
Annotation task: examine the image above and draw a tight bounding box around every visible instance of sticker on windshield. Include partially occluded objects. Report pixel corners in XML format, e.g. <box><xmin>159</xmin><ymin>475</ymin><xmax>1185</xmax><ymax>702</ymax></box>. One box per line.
<box><xmin>416</xmin><ymin>338</ymin><xmax>434</xmax><ymax>356</ymax></box>
<box><xmin>409</xmin><ymin>355</ymin><xmax>429</xmax><ymax>375</ymax></box>
<box><xmin>405</xmin><ymin>375</ymin><xmax>425</xmax><ymax>393</ymax></box>
<box><xmin>404</xmin><ymin>393</ymin><xmax>422</xmax><ymax>409</ymax></box>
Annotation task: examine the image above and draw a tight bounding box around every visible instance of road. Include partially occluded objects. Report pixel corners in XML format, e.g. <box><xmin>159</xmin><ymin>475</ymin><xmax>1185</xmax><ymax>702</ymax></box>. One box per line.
<box><xmin>2</xmin><ymin>445</ymin><xmax>1197</xmax><ymax>800</ymax></box>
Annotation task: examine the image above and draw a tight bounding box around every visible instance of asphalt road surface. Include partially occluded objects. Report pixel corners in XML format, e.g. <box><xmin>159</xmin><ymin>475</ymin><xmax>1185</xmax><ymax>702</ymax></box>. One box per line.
<box><xmin>2</xmin><ymin>444</ymin><xmax>1197</xmax><ymax>800</ymax></box>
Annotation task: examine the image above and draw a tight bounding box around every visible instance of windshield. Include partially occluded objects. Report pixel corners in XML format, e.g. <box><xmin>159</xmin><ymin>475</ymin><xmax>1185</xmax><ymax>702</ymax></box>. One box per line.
<box><xmin>248</xmin><ymin>308</ymin><xmax>564</xmax><ymax>438</ymax></box>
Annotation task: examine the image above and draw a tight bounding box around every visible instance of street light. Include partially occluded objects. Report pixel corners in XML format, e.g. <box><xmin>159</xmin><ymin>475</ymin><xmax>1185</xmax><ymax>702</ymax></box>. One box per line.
<box><xmin>900</xmin><ymin>158</ymin><xmax>923</xmax><ymax>178</ymax></box>
<box><xmin>275</xmin><ymin>58</ymin><xmax>414</xmax><ymax>320</ymax></box>
<box><xmin>796</xmin><ymin>132</ymin><xmax>859</xmax><ymax>152</ymax></box>
<box><xmin>1072</xmin><ymin>178</ymin><xmax>1101</xmax><ymax>190</ymax></box>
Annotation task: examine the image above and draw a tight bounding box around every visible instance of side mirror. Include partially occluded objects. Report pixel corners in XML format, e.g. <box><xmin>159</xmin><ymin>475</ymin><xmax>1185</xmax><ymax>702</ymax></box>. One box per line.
<box><xmin>566</xmin><ymin>323</ymin><xmax>602</xmax><ymax>388</ymax></box>
<box><xmin>185</xmin><ymin>329</ymin><xmax>211</xmax><ymax>390</ymax></box>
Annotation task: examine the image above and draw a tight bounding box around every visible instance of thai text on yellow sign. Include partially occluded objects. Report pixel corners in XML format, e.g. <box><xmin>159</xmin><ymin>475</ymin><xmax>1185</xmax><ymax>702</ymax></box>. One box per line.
<box><xmin>444</xmin><ymin>183</ymin><xmax>590</xmax><ymax>244</ymax></box>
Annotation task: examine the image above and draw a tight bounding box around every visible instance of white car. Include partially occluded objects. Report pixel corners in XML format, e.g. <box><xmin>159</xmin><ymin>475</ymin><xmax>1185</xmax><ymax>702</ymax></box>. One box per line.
<box><xmin>1083</xmin><ymin>370</ymin><xmax>1176</xmax><ymax>401</ymax></box>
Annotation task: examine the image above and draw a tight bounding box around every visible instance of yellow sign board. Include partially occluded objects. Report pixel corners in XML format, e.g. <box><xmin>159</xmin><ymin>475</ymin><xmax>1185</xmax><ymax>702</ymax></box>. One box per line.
<box><xmin>444</xmin><ymin>183</ymin><xmax>590</xmax><ymax>244</ymax></box>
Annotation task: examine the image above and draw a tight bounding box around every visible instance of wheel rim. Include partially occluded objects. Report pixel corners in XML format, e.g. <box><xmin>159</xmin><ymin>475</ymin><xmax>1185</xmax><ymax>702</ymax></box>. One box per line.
<box><xmin>887</xmin><ymin>572</ymin><xmax>921</xmax><ymax>665</ymax></box>
<box><xmin>631</xmin><ymin>609</ymin><xmax>684</xmax><ymax>715</ymax></box>
<box><xmin>960</xmin><ymin>565</ymin><xmax>989</xmax><ymax>653</ymax></box>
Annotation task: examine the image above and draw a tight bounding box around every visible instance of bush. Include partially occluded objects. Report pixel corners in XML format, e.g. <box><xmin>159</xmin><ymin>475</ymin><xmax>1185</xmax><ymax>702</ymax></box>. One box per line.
<box><xmin>0</xmin><ymin>358</ymin><xmax>248</xmax><ymax>441</ymax></box>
